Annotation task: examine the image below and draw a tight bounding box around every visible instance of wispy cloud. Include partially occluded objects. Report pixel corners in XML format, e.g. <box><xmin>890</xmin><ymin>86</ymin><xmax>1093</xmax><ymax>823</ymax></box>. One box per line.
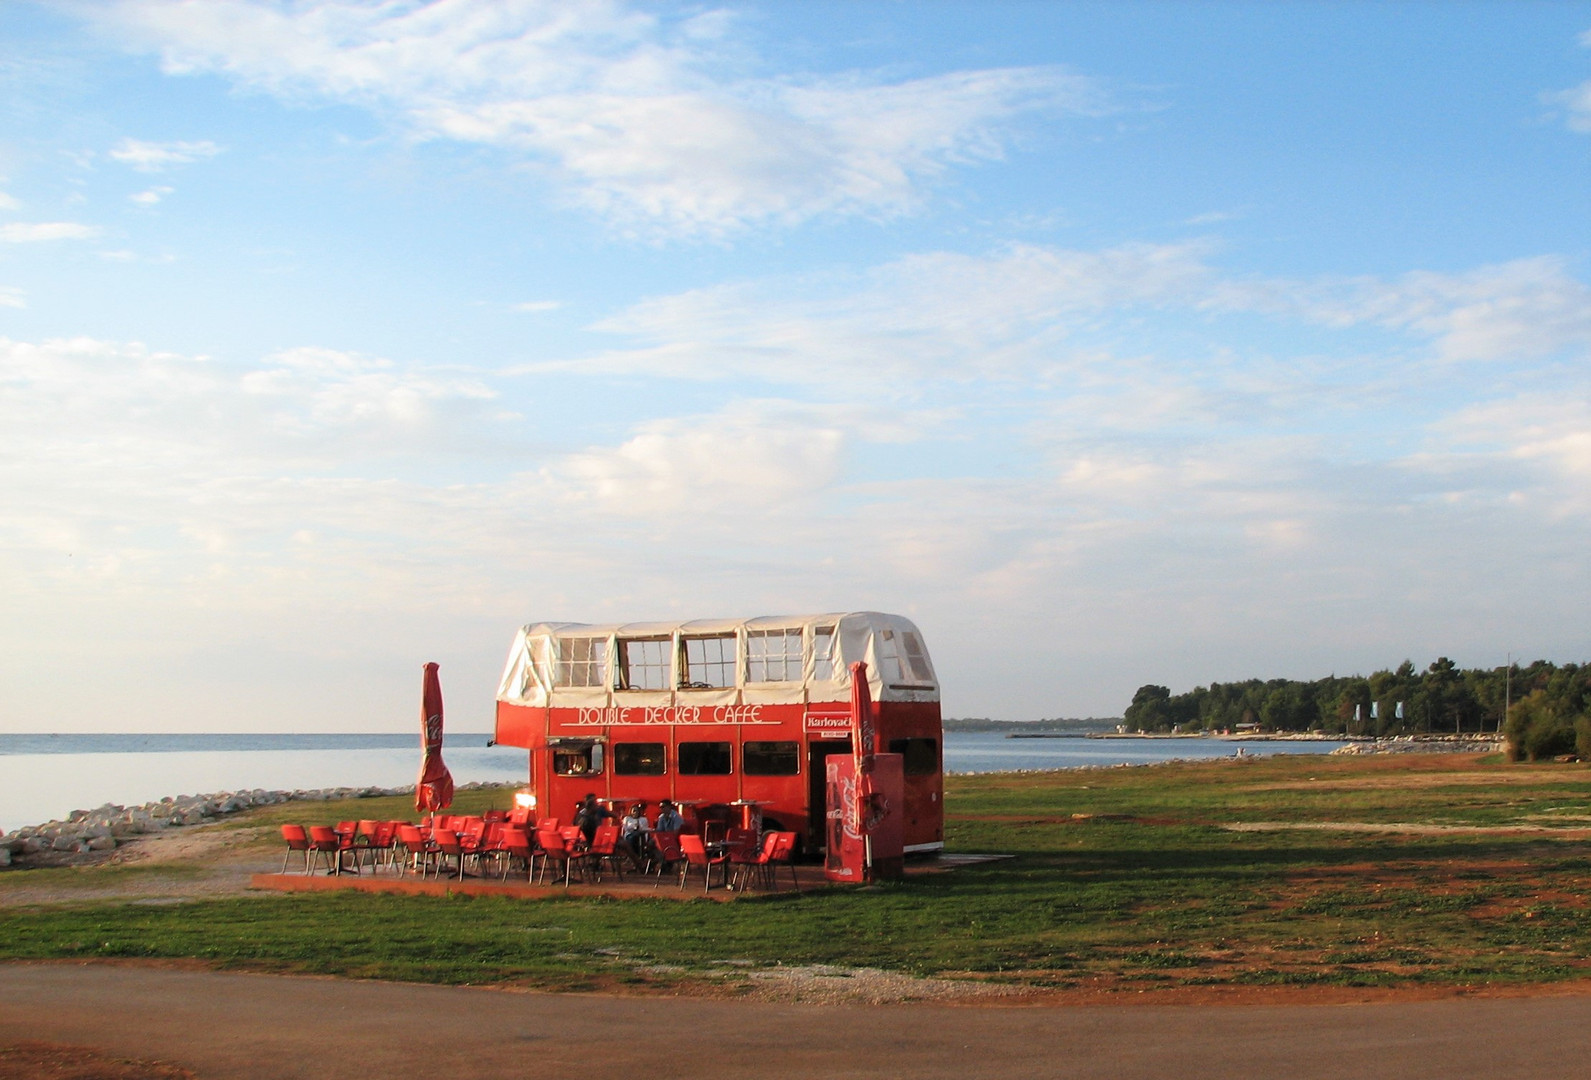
<box><xmin>513</xmin><ymin>300</ymin><xmax>562</xmax><ymax>313</ymax></box>
<box><xmin>108</xmin><ymin>138</ymin><xmax>224</xmax><ymax>171</ymax></box>
<box><xmin>0</xmin><ymin>192</ymin><xmax>19</xmax><ymax>212</ymax></box>
<box><xmin>0</xmin><ymin>287</ymin><xmax>24</xmax><ymax>309</ymax></box>
<box><xmin>87</xmin><ymin>0</ymin><xmax>1103</xmax><ymax>237</ymax></box>
<box><xmin>1546</xmin><ymin>28</ymin><xmax>1591</xmax><ymax>132</ymax></box>
<box><xmin>0</xmin><ymin>222</ymin><xmax>100</xmax><ymax>242</ymax></box>
<box><xmin>129</xmin><ymin>186</ymin><xmax>175</xmax><ymax>206</ymax></box>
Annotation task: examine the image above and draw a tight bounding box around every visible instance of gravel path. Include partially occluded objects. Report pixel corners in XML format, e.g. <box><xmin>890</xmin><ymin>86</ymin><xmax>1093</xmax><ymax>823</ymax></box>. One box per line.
<box><xmin>5</xmin><ymin>963</ymin><xmax>1591</xmax><ymax>1080</ymax></box>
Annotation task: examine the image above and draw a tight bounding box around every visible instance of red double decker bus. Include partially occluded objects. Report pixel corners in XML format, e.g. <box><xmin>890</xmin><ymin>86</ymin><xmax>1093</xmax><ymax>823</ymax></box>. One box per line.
<box><xmin>492</xmin><ymin>612</ymin><xmax>943</xmax><ymax>854</ymax></box>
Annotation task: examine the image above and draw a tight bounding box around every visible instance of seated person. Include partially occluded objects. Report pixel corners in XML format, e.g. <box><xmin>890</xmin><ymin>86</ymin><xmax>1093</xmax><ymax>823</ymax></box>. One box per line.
<box><xmin>619</xmin><ymin>803</ymin><xmax>651</xmax><ymax>865</ymax></box>
<box><xmin>654</xmin><ymin>800</ymin><xmax>685</xmax><ymax>833</ymax></box>
<box><xmin>572</xmin><ymin>793</ymin><xmax>611</xmax><ymax>842</ymax></box>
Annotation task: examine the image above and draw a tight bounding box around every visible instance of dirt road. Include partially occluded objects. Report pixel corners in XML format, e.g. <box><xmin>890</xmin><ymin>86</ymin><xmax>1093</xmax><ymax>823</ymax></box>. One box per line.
<box><xmin>2</xmin><ymin>963</ymin><xmax>1589</xmax><ymax>1079</ymax></box>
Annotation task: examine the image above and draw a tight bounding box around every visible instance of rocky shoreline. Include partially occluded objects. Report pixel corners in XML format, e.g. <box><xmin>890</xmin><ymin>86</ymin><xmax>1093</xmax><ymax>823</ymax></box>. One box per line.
<box><xmin>0</xmin><ymin>781</ymin><xmax>516</xmax><ymax>868</ymax></box>
<box><xmin>1329</xmin><ymin>737</ymin><xmax>1506</xmax><ymax>755</ymax></box>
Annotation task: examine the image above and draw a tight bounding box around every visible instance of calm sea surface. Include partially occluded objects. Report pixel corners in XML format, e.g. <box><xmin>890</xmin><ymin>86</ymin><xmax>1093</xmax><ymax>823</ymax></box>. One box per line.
<box><xmin>0</xmin><ymin>731</ymin><xmax>1347</xmax><ymax>833</ymax></box>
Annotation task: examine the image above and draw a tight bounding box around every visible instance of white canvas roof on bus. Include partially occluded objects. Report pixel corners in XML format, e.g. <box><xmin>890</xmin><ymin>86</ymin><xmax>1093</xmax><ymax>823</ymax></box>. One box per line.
<box><xmin>496</xmin><ymin>612</ymin><xmax>938</xmax><ymax>710</ymax></box>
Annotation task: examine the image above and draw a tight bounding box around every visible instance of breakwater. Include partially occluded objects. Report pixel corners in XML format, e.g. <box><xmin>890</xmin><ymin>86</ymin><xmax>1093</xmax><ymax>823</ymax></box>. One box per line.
<box><xmin>0</xmin><ymin>781</ymin><xmax>515</xmax><ymax>868</ymax></box>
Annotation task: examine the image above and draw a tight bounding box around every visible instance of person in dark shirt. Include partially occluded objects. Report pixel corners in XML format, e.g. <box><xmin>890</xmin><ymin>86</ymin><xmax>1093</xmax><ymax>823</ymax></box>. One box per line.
<box><xmin>573</xmin><ymin>792</ymin><xmax>611</xmax><ymax>842</ymax></box>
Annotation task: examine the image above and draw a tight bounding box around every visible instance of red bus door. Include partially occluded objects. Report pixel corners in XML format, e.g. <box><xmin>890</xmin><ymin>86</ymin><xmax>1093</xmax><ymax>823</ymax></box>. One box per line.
<box><xmin>807</xmin><ymin>739</ymin><xmax>849</xmax><ymax>852</ymax></box>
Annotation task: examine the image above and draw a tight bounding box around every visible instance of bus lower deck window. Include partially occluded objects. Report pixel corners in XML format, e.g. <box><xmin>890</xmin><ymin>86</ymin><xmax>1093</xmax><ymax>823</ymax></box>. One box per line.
<box><xmin>888</xmin><ymin>737</ymin><xmax>939</xmax><ymax>776</ymax></box>
<box><xmin>678</xmin><ymin>741</ymin><xmax>732</xmax><ymax>775</ymax></box>
<box><xmin>613</xmin><ymin>742</ymin><xmax>666</xmax><ymax>775</ymax></box>
<box><xmin>552</xmin><ymin>741</ymin><xmax>603</xmax><ymax>776</ymax></box>
<box><xmin>742</xmin><ymin>740</ymin><xmax>799</xmax><ymax>775</ymax></box>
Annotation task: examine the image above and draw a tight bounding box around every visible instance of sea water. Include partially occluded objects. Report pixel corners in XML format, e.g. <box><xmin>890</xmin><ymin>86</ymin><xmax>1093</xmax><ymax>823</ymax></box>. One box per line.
<box><xmin>0</xmin><ymin>731</ymin><xmax>1347</xmax><ymax>834</ymax></box>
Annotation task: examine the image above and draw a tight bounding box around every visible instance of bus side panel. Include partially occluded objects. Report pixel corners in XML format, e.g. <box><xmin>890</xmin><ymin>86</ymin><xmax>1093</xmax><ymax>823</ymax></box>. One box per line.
<box><xmin>494</xmin><ymin>702</ymin><xmax>542</xmax><ymax>749</ymax></box>
<box><xmin>878</xmin><ymin>700</ymin><xmax>944</xmax><ymax>851</ymax></box>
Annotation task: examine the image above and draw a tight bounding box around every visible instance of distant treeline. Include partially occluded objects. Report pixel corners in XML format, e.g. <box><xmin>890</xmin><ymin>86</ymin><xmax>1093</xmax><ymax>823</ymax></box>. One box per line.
<box><xmin>1122</xmin><ymin>659</ymin><xmax>1591</xmax><ymax>760</ymax></box>
<box><xmin>942</xmin><ymin>717</ymin><xmax>1119</xmax><ymax>733</ymax></box>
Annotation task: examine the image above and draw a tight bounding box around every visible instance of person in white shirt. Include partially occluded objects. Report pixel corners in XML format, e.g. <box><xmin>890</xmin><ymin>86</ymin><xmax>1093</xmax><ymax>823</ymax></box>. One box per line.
<box><xmin>619</xmin><ymin>803</ymin><xmax>652</xmax><ymax>869</ymax></box>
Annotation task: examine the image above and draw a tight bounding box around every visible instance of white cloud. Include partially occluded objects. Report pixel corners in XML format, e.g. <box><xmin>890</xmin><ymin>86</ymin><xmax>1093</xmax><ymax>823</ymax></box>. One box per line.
<box><xmin>1428</xmin><ymin>392</ymin><xmax>1591</xmax><ymax>515</ymax></box>
<box><xmin>544</xmin><ymin>401</ymin><xmax>848</xmax><ymax>516</ymax></box>
<box><xmin>564</xmin><ymin>244</ymin><xmax>1591</xmax><ymax>392</ymax></box>
<box><xmin>570</xmin><ymin>241</ymin><xmax>1218</xmax><ymax>384</ymax></box>
<box><xmin>513</xmin><ymin>300</ymin><xmax>562</xmax><ymax>313</ymax></box>
<box><xmin>129</xmin><ymin>186</ymin><xmax>175</xmax><ymax>206</ymax></box>
<box><xmin>1553</xmin><ymin>79</ymin><xmax>1591</xmax><ymax>132</ymax></box>
<box><xmin>0</xmin><ymin>287</ymin><xmax>24</xmax><ymax>309</ymax></box>
<box><xmin>1278</xmin><ymin>257</ymin><xmax>1591</xmax><ymax>363</ymax></box>
<box><xmin>0</xmin><ymin>222</ymin><xmax>101</xmax><ymax>242</ymax></box>
<box><xmin>87</xmin><ymin>0</ymin><xmax>1101</xmax><ymax>236</ymax></box>
<box><xmin>108</xmin><ymin>138</ymin><xmax>224</xmax><ymax>171</ymax></box>
<box><xmin>0</xmin><ymin>192</ymin><xmax>19</xmax><ymax>211</ymax></box>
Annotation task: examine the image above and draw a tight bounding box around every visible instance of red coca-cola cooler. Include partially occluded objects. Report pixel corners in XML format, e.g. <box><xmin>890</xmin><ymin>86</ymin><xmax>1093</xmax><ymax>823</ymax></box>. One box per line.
<box><xmin>823</xmin><ymin>753</ymin><xmax>904</xmax><ymax>883</ymax></box>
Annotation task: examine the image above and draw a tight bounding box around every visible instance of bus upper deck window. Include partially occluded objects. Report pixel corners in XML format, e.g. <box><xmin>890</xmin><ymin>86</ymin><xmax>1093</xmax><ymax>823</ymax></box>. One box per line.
<box><xmin>746</xmin><ymin>628</ymin><xmax>801</xmax><ymax>683</ymax></box>
<box><xmin>901</xmin><ymin>631</ymin><xmax>933</xmax><ymax>683</ymax></box>
<box><xmin>811</xmin><ymin>625</ymin><xmax>836</xmax><ymax>682</ymax></box>
<box><xmin>557</xmin><ymin>636</ymin><xmax>608</xmax><ymax>688</ymax></box>
<box><xmin>888</xmin><ymin>737</ymin><xmax>938</xmax><ymax>776</ymax></box>
<box><xmin>619</xmin><ymin>638</ymin><xmax>671</xmax><ymax>691</ymax></box>
<box><xmin>677</xmin><ymin>741</ymin><xmax>732</xmax><ymax>775</ymax></box>
<box><xmin>682</xmin><ymin>635</ymin><xmax>736</xmax><ymax>689</ymax></box>
<box><xmin>552</xmin><ymin>741</ymin><xmax>603</xmax><ymax>776</ymax></box>
<box><xmin>878</xmin><ymin>629</ymin><xmax>904</xmax><ymax>682</ymax></box>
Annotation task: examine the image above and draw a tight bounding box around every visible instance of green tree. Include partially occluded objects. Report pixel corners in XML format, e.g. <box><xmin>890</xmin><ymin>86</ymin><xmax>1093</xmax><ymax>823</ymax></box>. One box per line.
<box><xmin>1123</xmin><ymin>685</ymin><xmax>1173</xmax><ymax>732</ymax></box>
<box><xmin>1504</xmin><ymin>691</ymin><xmax>1576</xmax><ymax>762</ymax></box>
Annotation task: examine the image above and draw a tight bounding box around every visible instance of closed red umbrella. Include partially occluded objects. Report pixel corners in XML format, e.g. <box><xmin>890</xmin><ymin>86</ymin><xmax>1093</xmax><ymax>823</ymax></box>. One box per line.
<box><xmin>849</xmin><ymin>660</ymin><xmax>883</xmax><ymax>871</ymax></box>
<box><xmin>849</xmin><ymin>659</ymin><xmax>875</xmax><ymax>780</ymax></box>
<box><xmin>416</xmin><ymin>662</ymin><xmax>454</xmax><ymax>812</ymax></box>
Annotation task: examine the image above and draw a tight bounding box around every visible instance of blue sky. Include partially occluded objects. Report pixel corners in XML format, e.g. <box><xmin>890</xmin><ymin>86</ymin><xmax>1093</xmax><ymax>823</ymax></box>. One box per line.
<box><xmin>2</xmin><ymin>1</ymin><xmax>1589</xmax><ymax>731</ymax></box>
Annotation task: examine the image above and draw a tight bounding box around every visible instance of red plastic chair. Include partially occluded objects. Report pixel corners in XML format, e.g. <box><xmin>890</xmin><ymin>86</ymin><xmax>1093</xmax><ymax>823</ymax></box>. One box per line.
<box><xmin>677</xmin><ymin>832</ymin><xmax>728</xmax><ymax>892</ymax></box>
<box><xmin>279</xmin><ymin>824</ymin><xmax>311</xmax><ymax>874</ymax></box>
<box><xmin>370</xmin><ymin>821</ymin><xmax>400</xmax><ymax>872</ymax></box>
<box><xmin>470</xmin><ymin>822</ymin><xmax>508</xmax><ymax>877</ymax></box>
<box><xmin>499</xmin><ymin>827</ymin><xmax>536</xmax><ymax>882</ymax></box>
<box><xmin>767</xmin><ymin>831</ymin><xmax>800</xmax><ymax>892</ymax></box>
<box><xmin>431</xmin><ymin>828</ymin><xmax>465</xmax><ymax>880</ymax></box>
<box><xmin>585</xmin><ymin>823</ymin><xmax>625</xmax><ymax>881</ymax></box>
<box><xmin>307</xmin><ymin>825</ymin><xmax>343</xmax><ymax>875</ymax></box>
<box><xmin>396</xmin><ymin>824</ymin><xmax>433</xmax><ymax>876</ymax></box>
<box><xmin>484</xmin><ymin>809</ymin><xmax>508</xmax><ymax>823</ymax></box>
<box><xmin>729</xmin><ymin>830</ymin><xmax>779</xmax><ymax>891</ymax></box>
<box><xmin>535</xmin><ymin>828</ymin><xmax>575</xmax><ymax>887</ymax></box>
<box><xmin>647</xmin><ymin>831</ymin><xmax>683</xmax><ymax>887</ymax></box>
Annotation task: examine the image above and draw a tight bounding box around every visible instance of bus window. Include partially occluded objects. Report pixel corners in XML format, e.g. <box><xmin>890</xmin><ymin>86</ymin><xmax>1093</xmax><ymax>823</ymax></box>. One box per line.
<box><xmin>552</xmin><ymin>740</ymin><xmax>603</xmax><ymax>776</ymax></box>
<box><xmin>613</xmin><ymin>742</ymin><xmax>666</xmax><ymax>776</ymax></box>
<box><xmin>812</xmin><ymin>625</ymin><xmax>836</xmax><ymax>681</ymax></box>
<box><xmin>878</xmin><ymin>629</ymin><xmax>905</xmax><ymax>682</ymax></box>
<box><xmin>678</xmin><ymin>741</ymin><xmax>732</xmax><ymax>775</ymax></box>
<box><xmin>888</xmin><ymin>737</ymin><xmax>938</xmax><ymax>776</ymax></box>
<box><xmin>619</xmin><ymin>637</ymin><xmax>671</xmax><ymax>691</ymax></box>
<box><xmin>682</xmin><ymin>634</ymin><xmax>736</xmax><ymax>689</ymax></box>
<box><xmin>743</xmin><ymin>740</ymin><xmax>799</xmax><ymax>775</ymax></box>
<box><xmin>557</xmin><ymin>636</ymin><xmax>608</xmax><ymax>688</ymax></box>
<box><xmin>746</xmin><ymin>628</ymin><xmax>802</xmax><ymax>683</ymax></box>
<box><xmin>901</xmin><ymin>631</ymin><xmax>933</xmax><ymax>683</ymax></box>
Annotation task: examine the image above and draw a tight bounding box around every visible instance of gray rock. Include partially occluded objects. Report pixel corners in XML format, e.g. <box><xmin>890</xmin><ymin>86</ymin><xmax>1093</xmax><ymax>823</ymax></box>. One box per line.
<box><xmin>51</xmin><ymin>835</ymin><xmax>81</xmax><ymax>852</ymax></box>
<box><xmin>86</xmin><ymin>835</ymin><xmax>116</xmax><ymax>851</ymax></box>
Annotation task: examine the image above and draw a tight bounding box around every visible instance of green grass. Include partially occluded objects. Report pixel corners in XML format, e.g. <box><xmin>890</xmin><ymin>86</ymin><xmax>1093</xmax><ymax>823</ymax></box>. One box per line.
<box><xmin>5</xmin><ymin>754</ymin><xmax>1591</xmax><ymax>995</ymax></box>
